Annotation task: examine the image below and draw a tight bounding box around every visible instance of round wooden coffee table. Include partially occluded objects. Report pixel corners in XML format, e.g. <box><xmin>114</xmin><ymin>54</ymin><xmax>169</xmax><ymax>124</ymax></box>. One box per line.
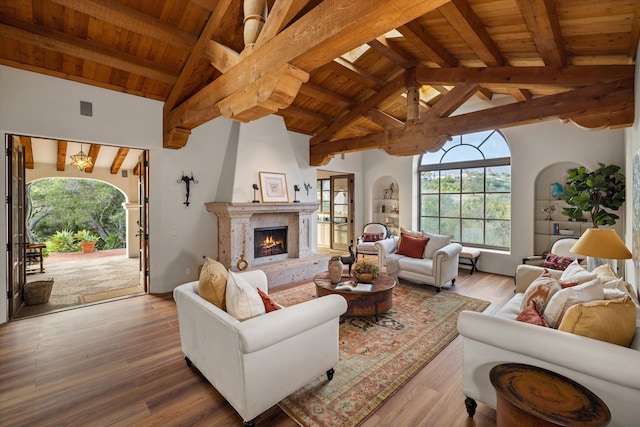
<box><xmin>313</xmin><ymin>271</ymin><xmax>396</xmax><ymax>317</ymax></box>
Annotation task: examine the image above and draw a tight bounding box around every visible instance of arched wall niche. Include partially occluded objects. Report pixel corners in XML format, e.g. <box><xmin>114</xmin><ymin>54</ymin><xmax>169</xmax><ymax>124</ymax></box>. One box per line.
<box><xmin>372</xmin><ymin>175</ymin><xmax>399</xmax><ymax>236</ymax></box>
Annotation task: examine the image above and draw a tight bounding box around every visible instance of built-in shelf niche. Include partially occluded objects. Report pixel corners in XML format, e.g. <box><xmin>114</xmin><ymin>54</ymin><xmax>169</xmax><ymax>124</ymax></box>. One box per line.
<box><xmin>372</xmin><ymin>176</ymin><xmax>399</xmax><ymax>236</ymax></box>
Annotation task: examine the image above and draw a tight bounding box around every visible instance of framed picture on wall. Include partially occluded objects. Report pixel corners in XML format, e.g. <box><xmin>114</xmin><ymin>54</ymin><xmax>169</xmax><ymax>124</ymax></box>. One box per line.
<box><xmin>259</xmin><ymin>172</ymin><xmax>289</xmax><ymax>202</ymax></box>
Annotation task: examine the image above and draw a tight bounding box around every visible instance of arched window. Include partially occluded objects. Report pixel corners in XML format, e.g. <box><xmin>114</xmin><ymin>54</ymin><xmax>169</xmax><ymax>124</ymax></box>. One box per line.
<box><xmin>418</xmin><ymin>130</ymin><xmax>511</xmax><ymax>250</ymax></box>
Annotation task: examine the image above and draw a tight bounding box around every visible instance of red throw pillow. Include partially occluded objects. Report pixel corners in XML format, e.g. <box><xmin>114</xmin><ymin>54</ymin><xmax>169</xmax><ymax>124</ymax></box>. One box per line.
<box><xmin>363</xmin><ymin>232</ymin><xmax>385</xmax><ymax>242</ymax></box>
<box><xmin>542</xmin><ymin>253</ymin><xmax>580</xmax><ymax>271</ymax></box>
<box><xmin>257</xmin><ymin>288</ymin><xmax>281</xmax><ymax>313</ymax></box>
<box><xmin>396</xmin><ymin>234</ymin><xmax>429</xmax><ymax>259</ymax></box>
<box><xmin>516</xmin><ymin>302</ymin><xmax>549</xmax><ymax>327</ymax></box>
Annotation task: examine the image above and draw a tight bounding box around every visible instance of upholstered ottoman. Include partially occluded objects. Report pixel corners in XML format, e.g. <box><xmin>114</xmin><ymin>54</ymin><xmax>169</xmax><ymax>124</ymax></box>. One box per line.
<box><xmin>459</xmin><ymin>247</ymin><xmax>480</xmax><ymax>275</ymax></box>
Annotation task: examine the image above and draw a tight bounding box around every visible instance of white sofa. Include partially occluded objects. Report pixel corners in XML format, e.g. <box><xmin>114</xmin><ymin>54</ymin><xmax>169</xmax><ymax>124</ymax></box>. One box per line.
<box><xmin>457</xmin><ymin>266</ymin><xmax>640</xmax><ymax>426</ymax></box>
<box><xmin>173</xmin><ymin>270</ymin><xmax>348</xmax><ymax>426</ymax></box>
<box><xmin>375</xmin><ymin>235</ymin><xmax>462</xmax><ymax>292</ymax></box>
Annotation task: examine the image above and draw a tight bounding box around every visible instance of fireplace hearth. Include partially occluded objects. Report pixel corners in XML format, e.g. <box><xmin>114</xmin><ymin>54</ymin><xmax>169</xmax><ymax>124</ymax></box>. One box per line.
<box><xmin>255</xmin><ymin>226</ymin><xmax>287</xmax><ymax>258</ymax></box>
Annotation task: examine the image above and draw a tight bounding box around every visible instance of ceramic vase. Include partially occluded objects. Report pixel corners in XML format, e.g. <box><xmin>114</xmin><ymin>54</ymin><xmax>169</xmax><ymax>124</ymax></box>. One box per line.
<box><xmin>328</xmin><ymin>257</ymin><xmax>343</xmax><ymax>283</ymax></box>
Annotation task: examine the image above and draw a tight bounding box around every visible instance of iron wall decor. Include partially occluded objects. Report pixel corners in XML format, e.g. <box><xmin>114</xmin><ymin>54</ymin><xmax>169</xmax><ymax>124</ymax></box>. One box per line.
<box><xmin>178</xmin><ymin>172</ymin><xmax>198</xmax><ymax>206</ymax></box>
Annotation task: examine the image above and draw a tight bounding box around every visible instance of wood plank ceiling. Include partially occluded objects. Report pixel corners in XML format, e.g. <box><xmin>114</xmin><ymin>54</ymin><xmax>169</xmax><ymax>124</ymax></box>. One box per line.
<box><xmin>1</xmin><ymin>0</ymin><xmax>638</xmax><ymax>167</ymax></box>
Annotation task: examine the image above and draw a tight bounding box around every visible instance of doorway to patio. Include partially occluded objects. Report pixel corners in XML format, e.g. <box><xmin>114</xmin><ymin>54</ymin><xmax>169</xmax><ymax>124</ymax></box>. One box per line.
<box><xmin>14</xmin><ymin>249</ymin><xmax>143</xmax><ymax>318</ymax></box>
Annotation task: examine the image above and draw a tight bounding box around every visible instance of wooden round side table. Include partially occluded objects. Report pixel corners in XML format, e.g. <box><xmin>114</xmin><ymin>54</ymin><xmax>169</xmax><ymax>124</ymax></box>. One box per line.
<box><xmin>490</xmin><ymin>363</ymin><xmax>610</xmax><ymax>427</ymax></box>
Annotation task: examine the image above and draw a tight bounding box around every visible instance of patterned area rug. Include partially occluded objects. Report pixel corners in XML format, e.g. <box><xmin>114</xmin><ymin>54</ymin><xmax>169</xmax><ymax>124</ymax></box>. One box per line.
<box><xmin>271</xmin><ymin>280</ymin><xmax>490</xmax><ymax>427</ymax></box>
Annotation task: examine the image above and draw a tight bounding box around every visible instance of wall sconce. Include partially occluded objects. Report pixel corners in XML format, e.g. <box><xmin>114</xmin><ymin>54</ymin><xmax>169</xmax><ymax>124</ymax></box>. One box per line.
<box><xmin>252</xmin><ymin>184</ymin><xmax>260</xmax><ymax>203</ymax></box>
<box><xmin>177</xmin><ymin>172</ymin><xmax>198</xmax><ymax>206</ymax></box>
<box><xmin>293</xmin><ymin>185</ymin><xmax>300</xmax><ymax>203</ymax></box>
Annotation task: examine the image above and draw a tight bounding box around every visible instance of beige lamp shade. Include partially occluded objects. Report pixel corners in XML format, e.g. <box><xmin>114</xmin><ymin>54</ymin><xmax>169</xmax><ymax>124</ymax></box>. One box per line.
<box><xmin>570</xmin><ymin>228</ymin><xmax>632</xmax><ymax>259</ymax></box>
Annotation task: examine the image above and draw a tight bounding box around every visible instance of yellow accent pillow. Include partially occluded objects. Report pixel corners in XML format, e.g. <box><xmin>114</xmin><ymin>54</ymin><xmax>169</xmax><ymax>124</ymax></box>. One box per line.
<box><xmin>558</xmin><ymin>296</ymin><xmax>637</xmax><ymax>347</ymax></box>
<box><xmin>198</xmin><ymin>258</ymin><xmax>228</xmax><ymax>310</ymax></box>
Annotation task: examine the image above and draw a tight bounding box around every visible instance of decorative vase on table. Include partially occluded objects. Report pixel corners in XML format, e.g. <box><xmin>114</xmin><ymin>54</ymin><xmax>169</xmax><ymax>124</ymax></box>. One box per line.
<box><xmin>328</xmin><ymin>257</ymin><xmax>344</xmax><ymax>283</ymax></box>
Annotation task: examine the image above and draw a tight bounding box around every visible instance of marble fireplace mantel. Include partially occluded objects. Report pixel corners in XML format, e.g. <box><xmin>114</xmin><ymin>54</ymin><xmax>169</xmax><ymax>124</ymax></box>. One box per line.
<box><xmin>205</xmin><ymin>202</ymin><xmax>328</xmax><ymax>287</ymax></box>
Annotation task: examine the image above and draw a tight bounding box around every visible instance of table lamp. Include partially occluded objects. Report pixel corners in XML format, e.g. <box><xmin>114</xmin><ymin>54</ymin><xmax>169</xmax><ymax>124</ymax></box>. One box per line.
<box><xmin>570</xmin><ymin>228</ymin><xmax>632</xmax><ymax>273</ymax></box>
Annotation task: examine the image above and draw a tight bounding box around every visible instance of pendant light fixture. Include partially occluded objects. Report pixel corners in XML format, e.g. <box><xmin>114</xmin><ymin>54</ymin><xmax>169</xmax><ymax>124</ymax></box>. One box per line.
<box><xmin>70</xmin><ymin>143</ymin><xmax>93</xmax><ymax>171</ymax></box>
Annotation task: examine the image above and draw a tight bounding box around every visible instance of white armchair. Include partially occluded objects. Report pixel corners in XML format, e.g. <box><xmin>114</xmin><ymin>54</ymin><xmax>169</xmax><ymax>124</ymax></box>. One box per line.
<box><xmin>355</xmin><ymin>222</ymin><xmax>394</xmax><ymax>268</ymax></box>
<box><xmin>173</xmin><ymin>270</ymin><xmax>347</xmax><ymax>426</ymax></box>
<box><xmin>375</xmin><ymin>234</ymin><xmax>462</xmax><ymax>292</ymax></box>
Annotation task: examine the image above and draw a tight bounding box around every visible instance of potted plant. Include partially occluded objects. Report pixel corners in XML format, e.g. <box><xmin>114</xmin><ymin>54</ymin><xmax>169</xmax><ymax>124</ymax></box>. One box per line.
<box><xmin>352</xmin><ymin>260</ymin><xmax>380</xmax><ymax>282</ymax></box>
<box><xmin>560</xmin><ymin>163</ymin><xmax>625</xmax><ymax>228</ymax></box>
<box><xmin>75</xmin><ymin>229</ymin><xmax>100</xmax><ymax>253</ymax></box>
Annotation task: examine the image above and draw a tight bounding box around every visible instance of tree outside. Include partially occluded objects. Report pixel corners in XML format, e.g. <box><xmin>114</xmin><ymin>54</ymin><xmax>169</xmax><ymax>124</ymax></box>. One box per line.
<box><xmin>27</xmin><ymin>178</ymin><xmax>126</xmax><ymax>252</ymax></box>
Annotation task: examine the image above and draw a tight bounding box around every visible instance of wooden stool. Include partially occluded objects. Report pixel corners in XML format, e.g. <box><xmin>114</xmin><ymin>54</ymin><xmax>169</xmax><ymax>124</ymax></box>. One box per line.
<box><xmin>459</xmin><ymin>247</ymin><xmax>480</xmax><ymax>275</ymax></box>
<box><xmin>490</xmin><ymin>363</ymin><xmax>610</xmax><ymax>427</ymax></box>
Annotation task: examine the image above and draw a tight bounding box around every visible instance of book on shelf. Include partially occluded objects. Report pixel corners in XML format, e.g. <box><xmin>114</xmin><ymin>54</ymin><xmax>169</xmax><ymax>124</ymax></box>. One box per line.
<box><xmin>334</xmin><ymin>281</ymin><xmax>373</xmax><ymax>292</ymax></box>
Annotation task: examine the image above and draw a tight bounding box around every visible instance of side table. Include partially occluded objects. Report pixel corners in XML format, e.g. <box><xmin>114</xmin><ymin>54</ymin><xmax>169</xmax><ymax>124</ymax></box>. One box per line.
<box><xmin>490</xmin><ymin>363</ymin><xmax>610</xmax><ymax>427</ymax></box>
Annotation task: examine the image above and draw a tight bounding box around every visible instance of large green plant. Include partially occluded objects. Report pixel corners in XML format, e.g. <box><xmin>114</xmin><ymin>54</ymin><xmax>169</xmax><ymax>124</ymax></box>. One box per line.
<box><xmin>561</xmin><ymin>163</ymin><xmax>625</xmax><ymax>228</ymax></box>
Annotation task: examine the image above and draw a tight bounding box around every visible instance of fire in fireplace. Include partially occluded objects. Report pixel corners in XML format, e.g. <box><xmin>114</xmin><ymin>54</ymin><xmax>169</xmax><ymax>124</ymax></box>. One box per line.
<box><xmin>254</xmin><ymin>226</ymin><xmax>288</xmax><ymax>258</ymax></box>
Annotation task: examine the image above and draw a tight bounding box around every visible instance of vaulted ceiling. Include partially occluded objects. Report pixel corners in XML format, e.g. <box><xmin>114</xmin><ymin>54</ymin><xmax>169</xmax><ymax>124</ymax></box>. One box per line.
<box><xmin>1</xmin><ymin>0</ymin><xmax>639</xmax><ymax>167</ymax></box>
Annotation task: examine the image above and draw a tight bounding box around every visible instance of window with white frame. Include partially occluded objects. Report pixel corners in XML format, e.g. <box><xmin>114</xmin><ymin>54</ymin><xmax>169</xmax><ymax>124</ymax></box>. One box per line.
<box><xmin>418</xmin><ymin>130</ymin><xmax>511</xmax><ymax>250</ymax></box>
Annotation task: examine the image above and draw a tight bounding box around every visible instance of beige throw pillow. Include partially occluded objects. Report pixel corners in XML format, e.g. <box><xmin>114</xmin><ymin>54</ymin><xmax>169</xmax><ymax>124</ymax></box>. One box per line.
<box><xmin>543</xmin><ymin>278</ymin><xmax>604</xmax><ymax>328</ymax></box>
<box><xmin>519</xmin><ymin>270</ymin><xmax>562</xmax><ymax>313</ymax></box>
<box><xmin>198</xmin><ymin>258</ymin><xmax>229</xmax><ymax>310</ymax></box>
<box><xmin>421</xmin><ymin>231</ymin><xmax>452</xmax><ymax>259</ymax></box>
<box><xmin>225</xmin><ymin>271</ymin><xmax>266</xmax><ymax>321</ymax></box>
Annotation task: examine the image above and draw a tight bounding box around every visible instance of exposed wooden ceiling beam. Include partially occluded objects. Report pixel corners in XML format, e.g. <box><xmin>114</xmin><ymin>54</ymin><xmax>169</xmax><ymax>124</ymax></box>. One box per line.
<box><xmin>515</xmin><ymin>0</ymin><xmax>566</xmax><ymax>66</ymax></box>
<box><xmin>420</xmin><ymin>82</ymin><xmax>479</xmax><ymax>120</ymax></box>
<box><xmin>83</xmin><ymin>145</ymin><xmax>101</xmax><ymax>173</ymax></box>
<box><xmin>163</xmin><ymin>0</ymin><xmax>451</xmax><ymax>147</ymax></box>
<box><xmin>163</xmin><ymin>0</ymin><xmax>235</xmax><ymax>112</ymax></box>
<box><xmin>310</xmin><ymin>78</ymin><xmax>633</xmax><ymax>165</ymax></box>
<box><xmin>311</xmin><ymin>73</ymin><xmax>406</xmax><ymax>144</ymax></box>
<box><xmin>331</xmin><ymin>58</ymin><xmax>386</xmax><ymax>90</ymax></box>
<box><xmin>111</xmin><ymin>148</ymin><xmax>130</xmax><ymax>175</ymax></box>
<box><xmin>254</xmin><ymin>0</ymin><xmax>312</xmax><ymax>49</ymax></box>
<box><xmin>398</xmin><ymin>21</ymin><xmax>459</xmax><ymax>67</ymax></box>
<box><xmin>48</xmin><ymin>0</ymin><xmax>197</xmax><ymax>50</ymax></box>
<box><xmin>297</xmin><ymin>83</ymin><xmax>356</xmax><ymax>109</ymax></box>
<box><xmin>0</xmin><ymin>17</ymin><xmax>178</xmax><ymax>84</ymax></box>
<box><xmin>630</xmin><ymin>1</ymin><xmax>640</xmax><ymax>59</ymax></box>
<box><xmin>367</xmin><ymin>37</ymin><xmax>418</xmax><ymax>69</ymax></box>
<box><xmin>21</xmin><ymin>137</ymin><xmax>34</xmax><ymax>169</ymax></box>
<box><xmin>364</xmin><ymin>109</ymin><xmax>404</xmax><ymax>128</ymax></box>
<box><xmin>414</xmin><ymin>65</ymin><xmax>635</xmax><ymax>88</ymax></box>
<box><xmin>57</xmin><ymin>141</ymin><xmax>68</xmax><ymax>172</ymax></box>
<box><xmin>280</xmin><ymin>105</ymin><xmax>334</xmax><ymax>125</ymax></box>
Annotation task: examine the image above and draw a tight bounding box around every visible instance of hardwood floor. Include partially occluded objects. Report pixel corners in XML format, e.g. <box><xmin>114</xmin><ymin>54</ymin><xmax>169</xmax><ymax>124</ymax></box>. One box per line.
<box><xmin>0</xmin><ymin>269</ymin><xmax>514</xmax><ymax>426</ymax></box>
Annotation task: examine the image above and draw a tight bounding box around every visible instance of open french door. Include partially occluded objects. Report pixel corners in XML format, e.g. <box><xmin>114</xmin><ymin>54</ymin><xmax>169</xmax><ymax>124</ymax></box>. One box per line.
<box><xmin>330</xmin><ymin>174</ymin><xmax>354</xmax><ymax>251</ymax></box>
<box><xmin>137</xmin><ymin>151</ymin><xmax>150</xmax><ymax>292</ymax></box>
<box><xmin>6</xmin><ymin>134</ymin><xmax>26</xmax><ymax>317</ymax></box>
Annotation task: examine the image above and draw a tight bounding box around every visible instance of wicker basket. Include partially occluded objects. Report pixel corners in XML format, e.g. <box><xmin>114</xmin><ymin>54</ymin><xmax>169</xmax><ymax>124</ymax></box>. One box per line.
<box><xmin>24</xmin><ymin>279</ymin><xmax>54</xmax><ymax>305</ymax></box>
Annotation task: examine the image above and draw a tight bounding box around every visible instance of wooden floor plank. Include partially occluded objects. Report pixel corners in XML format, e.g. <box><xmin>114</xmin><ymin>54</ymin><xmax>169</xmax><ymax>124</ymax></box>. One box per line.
<box><xmin>0</xmin><ymin>270</ymin><xmax>512</xmax><ymax>426</ymax></box>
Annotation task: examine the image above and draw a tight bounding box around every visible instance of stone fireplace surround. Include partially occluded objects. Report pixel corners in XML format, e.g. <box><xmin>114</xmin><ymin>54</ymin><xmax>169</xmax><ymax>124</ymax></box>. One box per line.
<box><xmin>205</xmin><ymin>202</ymin><xmax>329</xmax><ymax>288</ymax></box>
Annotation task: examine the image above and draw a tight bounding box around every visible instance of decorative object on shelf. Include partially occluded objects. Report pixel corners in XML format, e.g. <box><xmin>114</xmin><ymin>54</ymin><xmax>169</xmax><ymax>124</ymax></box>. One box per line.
<box><xmin>550</xmin><ymin>182</ymin><xmax>565</xmax><ymax>199</ymax></box>
<box><xmin>352</xmin><ymin>260</ymin><xmax>379</xmax><ymax>282</ymax></box>
<box><xmin>252</xmin><ymin>184</ymin><xmax>260</xmax><ymax>203</ymax></box>
<box><xmin>570</xmin><ymin>228</ymin><xmax>632</xmax><ymax>271</ymax></box>
<box><xmin>259</xmin><ymin>171</ymin><xmax>289</xmax><ymax>202</ymax></box>
<box><xmin>328</xmin><ymin>256</ymin><xmax>344</xmax><ymax>283</ymax></box>
<box><xmin>559</xmin><ymin>229</ymin><xmax>575</xmax><ymax>236</ymax></box>
<box><xmin>383</xmin><ymin>182</ymin><xmax>395</xmax><ymax>199</ymax></box>
<box><xmin>293</xmin><ymin>184</ymin><xmax>300</xmax><ymax>203</ymax></box>
<box><xmin>177</xmin><ymin>172</ymin><xmax>198</xmax><ymax>206</ymax></box>
<box><xmin>561</xmin><ymin>163</ymin><xmax>625</xmax><ymax>227</ymax></box>
<box><xmin>542</xmin><ymin>204</ymin><xmax>556</xmax><ymax>220</ymax></box>
<box><xmin>70</xmin><ymin>143</ymin><xmax>93</xmax><ymax>171</ymax></box>
<box><xmin>304</xmin><ymin>182</ymin><xmax>312</xmax><ymax>195</ymax></box>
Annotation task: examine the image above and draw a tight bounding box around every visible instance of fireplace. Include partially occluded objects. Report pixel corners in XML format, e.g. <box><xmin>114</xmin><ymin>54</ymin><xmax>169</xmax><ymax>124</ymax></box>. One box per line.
<box><xmin>254</xmin><ymin>226</ymin><xmax>287</xmax><ymax>258</ymax></box>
